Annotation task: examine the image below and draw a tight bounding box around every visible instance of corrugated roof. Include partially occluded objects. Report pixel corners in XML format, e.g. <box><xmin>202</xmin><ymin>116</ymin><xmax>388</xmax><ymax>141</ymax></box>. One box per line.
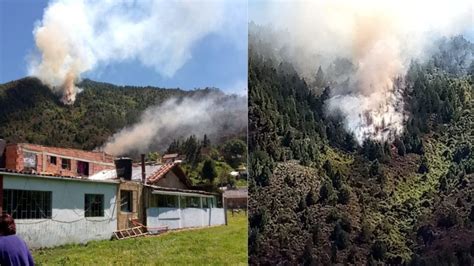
<box><xmin>162</xmin><ymin>153</ymin><xmax>179</xmax><ymax>159</ymax></box>
<box><xmin>145</xmin><ymin>184</ymin><xmax>219</xmax><ymax>196</ymax></box>
<box><xmin>131</xmin><ymin>164</ymin><xmax>163</xmax><ymax>181</ymax></box>
<box><xmin>0</xmin><ymin>168</ymin><xmax>119</xmax><ymax>184</ymax></box>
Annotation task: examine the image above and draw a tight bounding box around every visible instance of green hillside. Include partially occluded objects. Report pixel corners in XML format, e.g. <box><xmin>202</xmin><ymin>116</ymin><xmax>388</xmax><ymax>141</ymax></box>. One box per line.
<box><xmin>0</xmin><ymin>77</ymin><xmax>219</xmax><ymax>151</ymax></box>
<box><xmin>249</xmin><ymin>35</ymin><xmax>473</xmax><ymax>265</ymax></box>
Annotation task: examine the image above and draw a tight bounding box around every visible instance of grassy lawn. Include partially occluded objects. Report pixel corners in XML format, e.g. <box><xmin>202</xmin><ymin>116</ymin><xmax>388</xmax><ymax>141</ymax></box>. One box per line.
<box><xmin>33</xmin><ymin>212</ymin><xmax>248</xmax><ymax>265</ymax></box>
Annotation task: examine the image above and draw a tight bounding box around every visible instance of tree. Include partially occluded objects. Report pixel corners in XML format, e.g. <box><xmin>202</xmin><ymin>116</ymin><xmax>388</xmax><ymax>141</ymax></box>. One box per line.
<box><xmin>338</xmin><ymin>185</ymin><xmax>351</xmax><ymax>205</ymax></box>
<box><xmin>319</xmin><ymin>181</ymin><xmax>336</xmax><ymax>204</ymax></box>
<box><xmin>331</xmin><ymin>222</ymin><xmax>350</xmax><ymax>250</ymax></box>
<box><xmin>394</xmin><ymin>138</ymin><xmax>406</xmax><ymax>156</ymax></box>
<box><xmin>369</xmin><ymin>159</ymin><xmax>381</xmax><ymax>177</ymax></box>
<box><xmin>315</xmin><ymin>66</ymin><xmax>325</xmax><ymax>88</ymax></box>
<box><xmin>222</xmin><ymin>139</ymin><xmax>247</xmax><ymax>167</ymax></box>
<box><xmin>332</xmin><ymin>171</ymin><xmax>344</xmax><ymax>190</ymax></box>
<box><xmin>418</xmin><ymin>156</ymin><xmax>429</xmax><ymax>174</ymax></box>
<box><xmin>202</xmin><ymin>134</ymin><xmax>211</xmax><ymax>148</ymax></box>
<box><xmin>371</xmin><ymin>240</ymin><xmax>387</xmax><ymax>261</ymax></box>
<box><xmin>201</xmin><ymin>159</ymin><xmax>217</xmax><ymax>183</ymax></box>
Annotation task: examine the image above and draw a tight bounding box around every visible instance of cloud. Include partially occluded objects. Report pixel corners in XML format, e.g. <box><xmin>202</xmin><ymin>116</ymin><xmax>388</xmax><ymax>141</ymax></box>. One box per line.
<box><xmin>28</xmin><ymin>0</ymin><xmax>233</xmax><ymax>103</ymax></box>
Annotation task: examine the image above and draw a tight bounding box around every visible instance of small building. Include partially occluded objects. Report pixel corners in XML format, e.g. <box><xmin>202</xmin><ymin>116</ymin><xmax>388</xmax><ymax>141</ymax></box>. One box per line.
<box><xmin>0</xmin><ymin>169</ymin><xmax>119</xmax><ymax>248</ymax></box>
<box><xmin>223</xmin><ymin>188</ymin><xmax>248</xmax><ymax>209</ymax></box>
<box><xmin>145</xmin><ymin>162</ymin><xmax>223</xmax><ymax>229</ymax></box>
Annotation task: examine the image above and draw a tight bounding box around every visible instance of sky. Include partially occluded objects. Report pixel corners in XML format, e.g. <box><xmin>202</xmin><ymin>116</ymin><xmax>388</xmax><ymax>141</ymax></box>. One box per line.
<box><xmin>0</xmin><ymin>0</ymin><xmax>248</xmax><ymax>95</ymax></box>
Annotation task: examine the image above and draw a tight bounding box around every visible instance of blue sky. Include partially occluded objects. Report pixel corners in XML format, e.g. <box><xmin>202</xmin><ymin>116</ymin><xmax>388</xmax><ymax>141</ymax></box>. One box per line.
<box><xmin>0</xmin><ymin>0</ymin><xmax>248</xmax><ymax>94</ymax></box>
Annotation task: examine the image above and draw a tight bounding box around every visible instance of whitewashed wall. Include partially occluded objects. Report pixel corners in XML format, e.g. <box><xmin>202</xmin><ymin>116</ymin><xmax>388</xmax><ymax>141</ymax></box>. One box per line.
<box><xmin>147</xmin><ymin>207</ymin><xmax>225</xmax><ymax>230</ymax></box>
<box><xmin>4</xmin><ymin>175</ymin><xmax>118</xmax><ymax>248</ymax></box>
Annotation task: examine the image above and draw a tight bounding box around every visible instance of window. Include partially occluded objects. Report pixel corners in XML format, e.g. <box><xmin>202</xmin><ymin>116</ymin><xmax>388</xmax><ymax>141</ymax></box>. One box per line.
<box><xmin>120</xmin><ymin>190</ymin><xmax>133</xmax><ymax>212</ymax></box>
<box><xmin>77</xmin><ymin>161</ymin><xmax>89</xmax><ymax>176</ymax></box>
<box><xmin>2</xmin><ymin>189</ymin><xmax>52</xmax><ymax>219</ymax></box>
<box><xmin>61</xmin><ymin>158</ymin><xmax>71</xmax><ymax>170</ymax></box>
<box><xmin>157</xmin><ymin>195</ymin><xmax>178</xmax><ymax>208</ymax></box>
<box><xmin>23</xmin><ymin>152</ymin><xmax>37</xmax><ymax>171</ymax></box>
<box><xmin>202</xmin><ymin>197</ymin><xmax>209</xmax><ymax>208</ymax></box>
<box><xmin>50</xmin><ymin>156</ymin><xmax>57</xmax><ymax>165</ymax></box>
<box><xmin>180</xmin><ymin>196</ymin><xmax>187</xmax><ymax>208</ymax></box>
<box><xmin>202</xmin><ymin>197</ymin><xmax>214</xmax><ymax>208</ymax></box>
<box><xmin>186</xmin><ymin>197</ymin><xmax>201</xmax><ymax>208</ymax></box>
<box><xmin>84</xmin><ymin>194</ymin><xmax>104</xmax><ymax>217</ymax></box>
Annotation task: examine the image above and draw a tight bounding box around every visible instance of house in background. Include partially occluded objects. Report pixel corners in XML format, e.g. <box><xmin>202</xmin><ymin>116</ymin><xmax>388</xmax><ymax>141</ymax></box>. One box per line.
<box><xmin>223</xmin><ymin>188</ymin><xmax>248</xmax><ymax>210</ymax></box>
<box><xmin>161</xmin><ymin>153</ymin><xmax>185</xmax><ymax>164</ymax></box>
<box><xmin>0</xmin><ymin>142</ymin><xmax>226</xmax><ymax>248</ymax></box>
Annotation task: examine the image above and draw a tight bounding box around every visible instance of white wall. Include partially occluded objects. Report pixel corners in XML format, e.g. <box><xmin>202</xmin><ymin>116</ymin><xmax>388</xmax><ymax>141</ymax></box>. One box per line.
<box><xmin>4</xmin><ymin>175</ymin><xmax>118</xmax><ymax>248</ymax></box>
<box><xmin>147</xmin><ymin>207</ymin><xmax>225</xmax><ymax>230</ymax></box>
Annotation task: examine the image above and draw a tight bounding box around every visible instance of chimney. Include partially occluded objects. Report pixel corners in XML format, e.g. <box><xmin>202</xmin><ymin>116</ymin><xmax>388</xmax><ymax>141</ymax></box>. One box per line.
<box><xmin>141</xmin><ymin>154</ymin><xmax>146</xmax><ymax>184</ymax></box>
<box><xmin>115</xmin><ymin>157</ymin><xmax>132</xmax><ymax>180</ymax></box>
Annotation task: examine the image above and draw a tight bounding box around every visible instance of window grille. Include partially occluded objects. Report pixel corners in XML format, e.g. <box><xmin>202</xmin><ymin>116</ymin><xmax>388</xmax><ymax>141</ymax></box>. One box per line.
<box><xmin>2</xmin><ymin>189</ymin><xmax>52</xmax><ymax>219</ymax></box>
<box><xmin>84</xmin><ymin>194</ymin><xmax>104</xmax><ymax>217</ymax></box>
<box><xmin>61</xmin><ymin>158</ymin><xmax>71</xmax><ymax>170</ymax></box>
<box><xmin>186</xmin><ymin>196</ymin><xmax>201</xmax><ymax>208</ymax></box>
<box><xmin>157</xmin><ymin>195</ymin><xmax>178</xmax><ymax>208</ymax></box>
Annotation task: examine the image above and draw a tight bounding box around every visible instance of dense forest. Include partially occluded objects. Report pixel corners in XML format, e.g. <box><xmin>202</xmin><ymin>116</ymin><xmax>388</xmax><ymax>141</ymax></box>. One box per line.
<box><xmin>0</xmin><ymin>78</ymin><xmax>243</xmax><ymax>152</ymax></box>
<box><xmin>249</xmin><ymin>35</ymin><xmax>473</xmax><ymax>265</ymax></box>
<box><xmin>165</xmin><ymin>134</ymin><xmax>247</xmax><ymax>188</ymax></box>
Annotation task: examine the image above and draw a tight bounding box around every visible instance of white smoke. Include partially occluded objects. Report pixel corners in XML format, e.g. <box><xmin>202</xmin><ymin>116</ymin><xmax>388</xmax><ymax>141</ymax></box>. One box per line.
<box><xmin>28</xmin><ymin>0</ymin><xmax>229</xmax><ymax>104</ymax></box>
<box><xmin>252</xmin><ymin>0</ymin><xmax>473</xmax><ymax>143</ymax></box>
<box><xmin>103</xmin><ymin>92</ymin><xmax>247</xmax><ymax>156</ymax></box>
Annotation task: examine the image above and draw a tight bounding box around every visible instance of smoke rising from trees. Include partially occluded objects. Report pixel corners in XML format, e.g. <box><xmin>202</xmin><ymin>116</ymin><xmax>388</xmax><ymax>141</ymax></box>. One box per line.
<box><xmin>251</xmin><ymin>0</ymin><xmax>472</xmax><ymax>143</ymax></box>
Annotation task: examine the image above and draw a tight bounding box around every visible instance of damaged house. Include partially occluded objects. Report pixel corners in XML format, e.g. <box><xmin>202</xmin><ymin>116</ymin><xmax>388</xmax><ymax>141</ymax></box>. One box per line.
<box><xmin>0</xmin><ymin>141</ymin><xmax>225</xmax><ymax>248</ymax></box>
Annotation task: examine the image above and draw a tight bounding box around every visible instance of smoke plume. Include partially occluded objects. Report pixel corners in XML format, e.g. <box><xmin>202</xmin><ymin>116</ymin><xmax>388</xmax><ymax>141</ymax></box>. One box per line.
<box><xmin>28</xmin><ymin>0</ymin><xmax>228</xmax><ymax>104</ymax></box>
<box><xmin>103</xmin><ymin>92</ymin><xmax>247</xmax><ymax>156</ymax></box>
<box><xmin>252</xmin><ymin>0</ymin><xmax>472</xmax><ymax>143</ymax></box>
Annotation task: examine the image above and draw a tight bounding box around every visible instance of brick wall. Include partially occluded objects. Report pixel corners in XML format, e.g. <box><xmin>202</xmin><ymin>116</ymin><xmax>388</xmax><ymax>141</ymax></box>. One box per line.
<box><xmin>4</xmin><ymin>143</ymin><xmax>115</xmax><ymax>177</ymax></box>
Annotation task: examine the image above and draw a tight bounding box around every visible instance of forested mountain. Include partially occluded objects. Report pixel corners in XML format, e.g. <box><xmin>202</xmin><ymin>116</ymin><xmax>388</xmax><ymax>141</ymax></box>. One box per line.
<box><xmin>249</xmin><ymin>36</ymin><xmax>473</xmax><ymax>265</ymax></box>
<box><xmin>0</xmin><ymin>77</ymin><xmax>242</xmax><ymax>151</ymax></box>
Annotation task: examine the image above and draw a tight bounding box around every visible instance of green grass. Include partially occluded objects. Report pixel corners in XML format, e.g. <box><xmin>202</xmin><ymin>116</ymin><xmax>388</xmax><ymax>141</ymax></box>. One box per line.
<box><xmin>33</xmin><ymin>212</ymin><xmax>248</xmax><ymax>265</ymax></box>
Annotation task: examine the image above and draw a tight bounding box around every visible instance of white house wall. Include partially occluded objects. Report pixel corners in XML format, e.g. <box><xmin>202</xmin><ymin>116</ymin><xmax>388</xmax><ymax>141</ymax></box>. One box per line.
<box><xmin>3</xmin><ymin>175</ymin><xmax>118</xmax><ymax>248</ymax></box>
<box><xmin>146</xmin><ymin>207</ymin><xmax>225</xmax><ymax>230</ymax></box>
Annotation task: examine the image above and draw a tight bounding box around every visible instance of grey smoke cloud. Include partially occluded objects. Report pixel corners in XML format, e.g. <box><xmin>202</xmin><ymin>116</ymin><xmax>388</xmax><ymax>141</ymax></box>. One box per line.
<box><xmin>103</xmin><ymin>92</ymin><xmax>247</xmax><ymax>156</ymax></box>
<box><xmin>28</xmin><ymin>0</ymin><xmax>230</xmax><ymax>104</ymax></box>
<box><xmin>252</xmin><ymin>0</ymin><xmax>472</xmax><ymax>143</ymax></box>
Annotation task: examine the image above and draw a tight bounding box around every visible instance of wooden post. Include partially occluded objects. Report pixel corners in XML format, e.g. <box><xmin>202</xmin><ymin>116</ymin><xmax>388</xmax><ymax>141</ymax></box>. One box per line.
<box><xmin>141</xmin><ymin>154</ymin><xmax>146</xmax><ymax>184</ymax></box>
<box><xmin>222</xmin><ymin>193</ymin><xmax>228</xmax><ymax>225</ymax></box>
